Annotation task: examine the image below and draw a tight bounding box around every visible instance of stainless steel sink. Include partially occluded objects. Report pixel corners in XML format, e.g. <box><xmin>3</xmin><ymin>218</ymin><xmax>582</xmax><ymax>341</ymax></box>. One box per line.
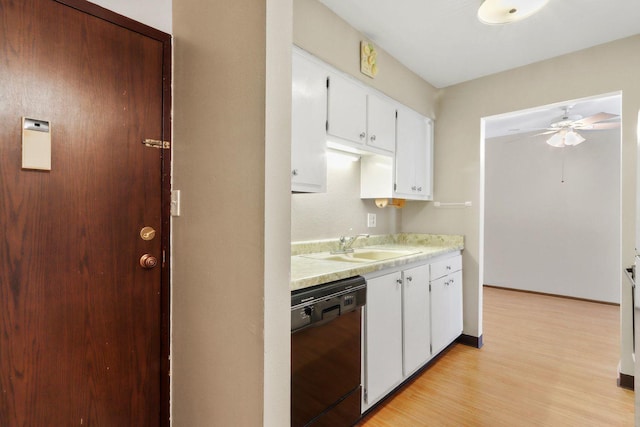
<box><xmin>301</xmin><ymin>248</ymin><xmax>419</xmax><ymax>263</ymax></box>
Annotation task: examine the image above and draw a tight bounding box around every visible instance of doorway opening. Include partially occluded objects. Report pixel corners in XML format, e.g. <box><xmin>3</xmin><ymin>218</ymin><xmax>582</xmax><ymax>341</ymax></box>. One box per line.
<box><xmin>479</xmin><ymin>91</ymin><xmax>625</xmax><ymax>379</ymax></box>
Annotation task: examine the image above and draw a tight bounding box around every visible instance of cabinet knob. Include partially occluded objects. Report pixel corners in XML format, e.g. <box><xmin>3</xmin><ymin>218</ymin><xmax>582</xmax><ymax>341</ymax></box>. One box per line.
<box><xmin>407</xmin><ymin>276</ymin><xmax>412</xmax><ymax>282</ymax></box>
<box><xmin>370</xmin><ymin>134</ymin><xmax>376</xmax><ymax>142</ymax></box>
<box><xmin>292</xmin><ymin>169</ymin><xmax>298</xmax><ymax>176</ymax></box>
<box><xmin>396</xmin><ymin>279</ymin><xmax>403</xmax><ymax>285</ymax></box>
<box><xmin>446</xmin><ymin>265</ymin><xmax>451</xmax><ymax>270</ymax></box>
<box><xmin>359</xmin><ymin>132</ymin><xmax>366</xmax><ymax>139</ymax></box>
<box><xmin>411</xmin><ymin>186</ymin><xmax>417</xmax><ymax>191</ymax></box>
<box><xmin>417</xmin><ymin>187</ymin><xmax>422</xmax><ymax>192</ymax></box>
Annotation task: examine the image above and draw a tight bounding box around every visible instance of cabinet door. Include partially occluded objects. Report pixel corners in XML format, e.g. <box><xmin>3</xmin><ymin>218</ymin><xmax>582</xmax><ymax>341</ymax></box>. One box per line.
<box><xmin>327</xmin><ymin>72</ymin><xmax>368</xmax><ymax>145</ymax></box>
<box><xmin>395</xmin><ymin>107</ymin><xmax>433</xmax><ymax>200</ymax></box>
<box><xmin>291</xmin><ymin>52</ymin><xmax>327</xmax><ymax>192</ymax></box>
<box><xmin>367</xmin><ymin>94</ymin><xmax>396</xmax><ymax>153</ymax></box>
<box><xmin>402</xmin><ymin>265</ymin><xmax>430</xmax><ymax>376</ymax></box>
<box><xmin>430</xmin><ymin>274</ymin><xmax>450</xmax><ymax>355</ymax></box>
<box><xmin>431</xmin><ymin>270</ymin><xmax>463</xmax><ymax>355</ymax></box>
<box><xmin>413</xmin><ymin>118</ymin><xmax>433</xmax><ymax>199</ymax></box>
<box><xmin>364</xmin><ymin>272</ymin><xmax>403</xmax><ymax>408</ymax></box>
<box><xmin>448</xmin><ymin>270</ymin><xmax>463</xmax><ymax>338</ymax></box>
<box><xmin>394</xmin><ymin>107</ymin><xmax>419</xmax><ymax>196</ymax></box>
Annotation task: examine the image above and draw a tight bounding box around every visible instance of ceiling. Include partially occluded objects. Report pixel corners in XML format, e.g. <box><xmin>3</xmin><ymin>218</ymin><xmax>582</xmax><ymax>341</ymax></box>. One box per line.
<box><xmin>484</xmin><ymin>93</ymin><xmax>622</xmax><ymax>139</ymax></box>
<box><xmin>318</xmin><ymin>0</ymin><xmax>640</xmax><ymax>89</ymax></box>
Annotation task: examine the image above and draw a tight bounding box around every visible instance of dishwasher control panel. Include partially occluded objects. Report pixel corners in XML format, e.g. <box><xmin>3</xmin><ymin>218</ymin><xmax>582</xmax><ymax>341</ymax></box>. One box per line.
<box><xmin>291</xmin><ymin>276</ymin><xmax>366</xmax><ymax>333</ymax></box>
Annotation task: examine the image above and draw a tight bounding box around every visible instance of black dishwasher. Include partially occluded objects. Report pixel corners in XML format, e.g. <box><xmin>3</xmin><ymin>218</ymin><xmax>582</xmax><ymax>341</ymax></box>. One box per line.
<box><xmin>291</xmin><ymin>276</ymin><xmax>366</xmax><ymax>427</ymax></box>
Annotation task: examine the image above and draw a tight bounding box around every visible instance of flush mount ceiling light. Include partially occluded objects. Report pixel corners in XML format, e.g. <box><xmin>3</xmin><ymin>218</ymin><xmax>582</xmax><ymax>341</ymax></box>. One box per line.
<box><xmin>478</xmin><ymin>0</ymin><xmax>550</xmax><ymax>25</ymax></box>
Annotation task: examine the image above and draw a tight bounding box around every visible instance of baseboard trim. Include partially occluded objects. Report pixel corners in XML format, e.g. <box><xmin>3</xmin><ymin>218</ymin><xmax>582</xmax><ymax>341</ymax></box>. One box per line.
<box><xmin>483</xmin><ymin>285</ymin><xmax>619</xmax><ymax>306</ymax></box>
<box><xmin>618</xmin><ymin>372</ymin><xmax>634</xmax><ymax>390</ymax></box>
<box><xmin>457</xmin><ymin>334</ymin><xmax>483</xmax><ymax>349</ymax></box>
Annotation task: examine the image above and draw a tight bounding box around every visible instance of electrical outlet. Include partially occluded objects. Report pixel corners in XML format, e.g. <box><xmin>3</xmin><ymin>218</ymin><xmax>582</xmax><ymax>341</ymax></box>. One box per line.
<box><xmin>367</xmin><ymin>213</ymin><xmax>376</xmax><ymax>228</ymax></box>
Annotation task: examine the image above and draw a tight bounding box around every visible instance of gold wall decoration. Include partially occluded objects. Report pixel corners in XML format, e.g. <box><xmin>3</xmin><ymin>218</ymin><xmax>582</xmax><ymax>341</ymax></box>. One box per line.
<box><xmin>360</xmin><ymin>41</ymin><xmax>378</xmax><ymax>78</ymax></box>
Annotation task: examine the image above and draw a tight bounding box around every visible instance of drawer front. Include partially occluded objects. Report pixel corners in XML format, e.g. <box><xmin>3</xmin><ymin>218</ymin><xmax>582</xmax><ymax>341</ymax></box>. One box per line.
<box><xmin>430</xmin><ymin>255</ymin><xmax>462</xmax><ymax>280</ymax></box>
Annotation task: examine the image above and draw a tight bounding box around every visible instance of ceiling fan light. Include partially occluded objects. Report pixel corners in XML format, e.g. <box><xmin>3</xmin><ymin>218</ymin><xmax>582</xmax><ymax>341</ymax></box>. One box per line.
<box><xmin>478</xmin><ymin>0</ymin><xmax>549</xmax><ymax>25</ymax></box>
<box><xmin>564</xmin><ymin>130</ymin><xmax>585</xmax><ymax>146</ymax></box>
<box><xmin>546</xmin><ymin>131</ymin><xmax>566</xmax><ymax>148</ymax></box>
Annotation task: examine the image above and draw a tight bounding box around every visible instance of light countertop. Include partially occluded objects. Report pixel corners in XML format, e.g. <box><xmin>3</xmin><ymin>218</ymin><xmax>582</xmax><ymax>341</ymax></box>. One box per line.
<box><xmin>291</xmin><ymin>233</ymin><xmax>464</xmax><ymax>291</ymax></box>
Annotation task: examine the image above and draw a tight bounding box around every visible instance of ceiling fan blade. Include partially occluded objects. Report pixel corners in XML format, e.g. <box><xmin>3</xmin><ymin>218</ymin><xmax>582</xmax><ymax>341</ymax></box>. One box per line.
<box><xmin>531</xmin><ymin>130</ymin><xmax>557</xmax><ymax>136</ymax></box>
<box><xmin>573</xmin><ymin>112</ymin><xmax>618</xmax><ymax>126</ymax></box>
<box><xmin>576</xmin><ymin>122</ymin><xmax>620</xmax><ymax>130</ymax></box>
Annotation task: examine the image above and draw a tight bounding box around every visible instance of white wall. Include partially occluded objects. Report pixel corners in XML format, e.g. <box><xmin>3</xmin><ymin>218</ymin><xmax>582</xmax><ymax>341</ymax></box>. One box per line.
<box><xmin>89</xmin><ymin>0</ymin><xmax>172</xmax><ymax>33</ymax></box>
<box><xmin>484</xmin><ymin>130</ymin><xmax>621</xmax><ymax>303</ymax></box>
<box><xmin>292</xmin><ymin>154</ymin><xmax>400</xmax><ymax>241</ymax></box>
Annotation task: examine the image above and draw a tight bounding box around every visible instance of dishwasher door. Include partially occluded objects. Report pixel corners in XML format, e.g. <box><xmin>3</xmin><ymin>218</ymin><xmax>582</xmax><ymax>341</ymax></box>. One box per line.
<box><xmin>291</xmin><ymin>307</ymin><xmax>362</xmax><ymax>427</ymax></box>
<box><xmin>291</xmin><ymin>277</ymin><xmax>366</xmax><ymax>426</ymax></box>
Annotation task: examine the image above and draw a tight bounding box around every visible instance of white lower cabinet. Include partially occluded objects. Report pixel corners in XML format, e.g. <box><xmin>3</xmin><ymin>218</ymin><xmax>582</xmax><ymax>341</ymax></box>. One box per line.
<box><xmin>363</xmin><ymin>271</ymin><xmax>403</xmax><ymax>409</ymax></box>
<box><xmin>431</xmin><ymin>256</ymin><xmax>463</xmax><ymax>355</ymax></box>
<box><xmin>402</xmin><ymin>264</ymin><xmax>430</xmax><ymax>376</ymax></box>
<box><xmin>362</xmin><ymin>252</ymin><xmax>462</xmax><ymax>412</ymax></box>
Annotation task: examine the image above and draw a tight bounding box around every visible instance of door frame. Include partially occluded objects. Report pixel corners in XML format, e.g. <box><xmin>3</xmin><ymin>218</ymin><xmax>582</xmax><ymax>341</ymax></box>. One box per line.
<box><xmin>53</xmin><ymin>1</ymin><xmax>172</xmax><ymax>424</ymax></box>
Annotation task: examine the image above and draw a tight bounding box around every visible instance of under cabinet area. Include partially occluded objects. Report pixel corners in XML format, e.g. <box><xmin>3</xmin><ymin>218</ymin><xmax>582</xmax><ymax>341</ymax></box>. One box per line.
<box><xmin>360</xmin><ymin>105</ymin><xmax>433</xmax><ymax>201</ymax></box>
<box><xmin>362</xmin><ymin>251</ymin><xmax>462</xmax><ymax>412</ymax></box>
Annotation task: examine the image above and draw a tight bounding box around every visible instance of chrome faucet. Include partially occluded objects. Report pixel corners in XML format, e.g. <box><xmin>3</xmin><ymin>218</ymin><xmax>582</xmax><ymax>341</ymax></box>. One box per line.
<box><xmin>333</xmin><ymin>234</ymin><xmax>370</xmax><ymax>254</ymax></box>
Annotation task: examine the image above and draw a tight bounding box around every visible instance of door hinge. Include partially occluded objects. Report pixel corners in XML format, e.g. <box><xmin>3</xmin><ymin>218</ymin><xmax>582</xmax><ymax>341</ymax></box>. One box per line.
<box><xmin>326</xmin><ymin>120</ymin><xmax>328</xmax><ymax>132</ymax></box>
<box><xmin>143</xmin><ymin>138</ymin><xmax>170</xmax><ymax>149</ymax></box>
<box><xmin>394</xmin><ymin>183</ymin><xmax>397</xmax><ymax>191</ymax></box>
<box><xmin>430</xmin><ymin>343</ymin><xmax>433</xmax><ymax>354</ymax></box>
<box><xmin>326</xmin><ymin>77</ymin><xmax>330</xmax><ymax>88</ymax></box>
<box><xmin>429</xmin><ymin>284</ymin><xmax>431</xmax><ymax>292</ymax></box>
<box><xmin>363</xmin><ymin>389</ymin><xmax>368</xmax><ymax>403</ymax></box>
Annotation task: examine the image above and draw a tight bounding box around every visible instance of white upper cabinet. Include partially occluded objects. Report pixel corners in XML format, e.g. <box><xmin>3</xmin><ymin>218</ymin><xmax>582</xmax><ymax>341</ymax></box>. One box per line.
<box><xmin>291</xmin><ymin>49</ymin><xmax>328</xmax><ymax>193</ymax></box>
<box><xmin>394</xmin><ymin>106</ymin><xmax>433</xmax><ymax>200</ymax></box>
<box><xmin>366</xmin><ymin>93</ymin><xmax>397</xmax><ymax>152</ymax></box>
<box><xmin>327</xmin><ymin>72</ymin><xmax>396</xmax><ymax>155</ymax></box>
<box><xmin>327</xmin><ymin>72</ymin><xmax>368</xmax><ymax>146</ymax></box>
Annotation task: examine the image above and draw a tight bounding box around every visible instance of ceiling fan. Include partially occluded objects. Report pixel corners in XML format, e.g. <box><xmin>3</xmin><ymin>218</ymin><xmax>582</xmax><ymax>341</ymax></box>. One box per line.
<box><xmin>535</xmin><ymin>107</ymin><xmax>620</xmax><ymax>147</ymax></box>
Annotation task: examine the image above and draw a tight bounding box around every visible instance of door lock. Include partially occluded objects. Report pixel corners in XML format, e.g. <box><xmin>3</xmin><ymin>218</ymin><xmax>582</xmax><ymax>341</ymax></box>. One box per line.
<box><xmin>139</xmin><ymin>254</ymin><xmax>158</xmax><ymax>269</ymax></box>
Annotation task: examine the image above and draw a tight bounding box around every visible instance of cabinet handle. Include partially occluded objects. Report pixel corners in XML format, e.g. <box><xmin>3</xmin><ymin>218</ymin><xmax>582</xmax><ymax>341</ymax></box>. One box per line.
<box><xmin>292</xmin><ymin>169</ymin><xmax>298</xmax><ymax>176</ymax></box>
<box><xmin>407</xmin><ymin>276</ymin><xmax>412</xmax><ymax>282</ymax></box>
<box><xmin>359</xmin><ymin>132</ymin><xmax>366</xmax><ymax>139</ymax></box>
<box><xmin>396</xmin><ymin>279</ymin><xmax>403</xmax><ymax>285</ymax></box>
<box><xmin>370</xmin><ymin>134</ymin><xmax>376</xmax><ymax>142</ymax></box>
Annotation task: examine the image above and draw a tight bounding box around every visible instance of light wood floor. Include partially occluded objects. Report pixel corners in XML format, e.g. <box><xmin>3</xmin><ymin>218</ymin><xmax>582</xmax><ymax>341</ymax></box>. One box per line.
<box><xmin>358</xmin><ymin>286</ymin><xmax>634</xmax><ymax>426</ymax></box>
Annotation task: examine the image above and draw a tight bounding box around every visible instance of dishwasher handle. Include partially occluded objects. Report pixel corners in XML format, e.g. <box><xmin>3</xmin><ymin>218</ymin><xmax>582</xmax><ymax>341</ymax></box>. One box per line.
<box><xmin>321</xmin><ymin>304</ymin><xmax>341</xmax><ymax>321</ymax></box>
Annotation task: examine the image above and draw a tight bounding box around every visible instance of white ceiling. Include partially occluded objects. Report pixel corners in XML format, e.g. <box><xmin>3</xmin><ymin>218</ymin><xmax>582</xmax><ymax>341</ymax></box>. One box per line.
<box><xmin>483</xmin><ymin>93</ymin><xmax>621</xmax><ymax>139</ymax></box>
<box><xmin>318</xmin><ymin>0</ymin><xmax>640</xmax><ymax>89</ymax></box>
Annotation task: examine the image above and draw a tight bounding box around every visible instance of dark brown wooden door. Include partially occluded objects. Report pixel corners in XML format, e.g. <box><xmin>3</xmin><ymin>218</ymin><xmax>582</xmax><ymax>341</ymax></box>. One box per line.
<box><xmin>0</xmin><ymin>1</ymin><xmax>169</xmax><ymax>425</ymax></box>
